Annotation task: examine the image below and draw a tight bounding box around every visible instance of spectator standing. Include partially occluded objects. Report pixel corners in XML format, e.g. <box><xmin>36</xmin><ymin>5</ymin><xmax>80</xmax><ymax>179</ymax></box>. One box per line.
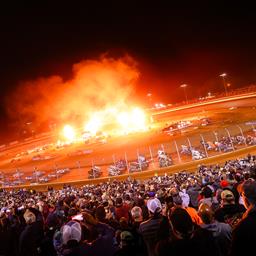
<box><xmin>115</xmin><ymin>198</ymin><xmax>130</xmax><ymax>221</ymax></box>
<box><xmin>199</xmin><ymin>203</ymin><xmax>232</xmax><ymax>256</ymax></box>
<box><xmin>230</xmin><ymin>180</ymin><xmax>256</xmax><ymax>256</ymax></box>
<box><xmin>155</xmin><ymin>207</ymin><xmax>219</xmax><ymax>256</ymax></box>
<box><xmin>214</xmin><ymin>190</ymin><xmax>245</xmax><ymax>228</ymax></box>
<box><xmin>19</xmin><ymin>209</ymin><xmax>44</xmax><ymax>256</ymax></box>
<box><xmin>139</xmin><ymin>198</ymin><xmax>165</xmax><ymax>256</ymax></box>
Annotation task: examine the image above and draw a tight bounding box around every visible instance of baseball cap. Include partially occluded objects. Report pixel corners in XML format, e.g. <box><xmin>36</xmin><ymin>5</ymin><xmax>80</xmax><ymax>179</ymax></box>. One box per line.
<box><xmin>220</xmin><ymin>180</ymin><xmax>229</xmax><ymax>188</ymax></box>
<box><xmin>120</xmin><ymin>231</ymin><xmax>134</xmax><ymax>247</ymax></box>
<box><xmin>62</xmin><ymin>221</ymin><xmax>82</xmax><ymax>245</ymax></box>
<box><xmin>121</xmin><ymin>231</ymin><xmax>134</xmax><ymax>242</ymax></box>
<box><xmin>221</xmin><ymin>190</ymin><xmax>235</xmax><ymax>203</ymax></box>
<box><xmin>148</xmin><ymin>191</ymin><xmax>156</xmax><ymax>198</ymax></box>
<box><xmin>147</xmin><ymin>198</ymin><xmax>162</xmax><ymax>214</ymax></box>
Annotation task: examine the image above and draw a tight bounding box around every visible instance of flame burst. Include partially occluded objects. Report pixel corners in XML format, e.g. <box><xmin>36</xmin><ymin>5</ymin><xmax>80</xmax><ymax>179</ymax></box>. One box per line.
<box><xmin>7</xmin><ymin>55</ymin><xmax>150</xmax><ymax>139</ymax></box>
<box><xmin>117</xmin><ymin>107</ymin><xmax>147</xmax><ymax>133</ymax></box>
<box><xmin>63</xmin><ymin>124</ymin><xmax>76</xmax><ymax>141</ymax></box>
<box><xmin>62</xmin><ymin>106</ymin><xmax>148</xmax><ymax>142</ymax></box>
<box><xmin>83</xmin><ymin>106</ymin><xmax>148</xmax><ymax>136</ymax></box>
<box><xmin>84</xmin><ymin>115</ymin><xmax>102</xmax><ymax>135</ymax></box>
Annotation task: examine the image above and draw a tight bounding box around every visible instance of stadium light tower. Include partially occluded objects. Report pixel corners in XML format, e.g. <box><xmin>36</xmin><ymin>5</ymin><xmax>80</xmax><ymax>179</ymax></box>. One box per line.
<box><xmin>219</xmin><ymin>73</ymin><xmax>228</xmax><ymax>96</ymax></box>
<box><xmin>180</xmin><ymin>84</ymin><xmax>188</xmax><ymax>104</ymax></box>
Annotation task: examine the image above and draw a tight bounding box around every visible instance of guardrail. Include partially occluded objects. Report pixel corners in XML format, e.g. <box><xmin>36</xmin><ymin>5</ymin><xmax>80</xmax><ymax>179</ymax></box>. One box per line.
<box><xmin>150</xmin><ymin>84</ymin><xmax>256</xmax><ymax>114</ymax></box>
<box><xmin>3</xmin><ymin>145</ymin><xmax>256</xmax><ymax>191</ymax></box>
<box><xmin>1</xmin><ymin>121</ymin><xmax>256</xmax><ymax>188</ymax></box>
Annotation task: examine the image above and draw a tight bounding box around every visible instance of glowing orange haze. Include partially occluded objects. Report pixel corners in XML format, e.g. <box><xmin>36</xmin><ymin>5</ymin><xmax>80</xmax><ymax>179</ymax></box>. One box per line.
<box><xmin>6</xmin><ymin>55</ymin><xmax>141</xmax><ymax>131</ymax></box>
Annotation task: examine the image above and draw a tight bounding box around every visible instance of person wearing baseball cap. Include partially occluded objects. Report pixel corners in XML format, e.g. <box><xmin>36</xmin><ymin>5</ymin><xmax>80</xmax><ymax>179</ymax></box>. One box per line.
<box><xmin>146</xmin><ymin>198</ymin><xmax>162</xmax><ymax>215</ymax></box>
<box><xmin>221</xmin><ymin>190</ymin><xmax>235</xmax><ymax>204</ymax></box>
<box><xmin>230</xmin><ymin>179</ymin><xmax>256</xmax><ymax>256</ymax></box>
<box><xmin>139</xmin><ymin>198</ymin><xmax>165</xmax><ymax>256</ymax></box>
<box><xmin>115</xmin><ymin>231</ymin><xmax>141</xmax><ymax>256</ymax></box>
<box><xmin>19</xmin><ymin>209</ymin><xmax>44</xmax><ymax>256</ymax></box>
<box><xmin>215</xmin><ymin>189</ymin><xmax>245</xmax><ymax>226</ymax></box>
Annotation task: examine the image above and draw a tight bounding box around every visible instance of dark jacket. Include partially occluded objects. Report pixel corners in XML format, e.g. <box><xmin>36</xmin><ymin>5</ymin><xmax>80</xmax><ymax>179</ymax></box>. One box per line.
<box><xmin>155</xmin><ymin>226</ymin><xmax>219</xmax><ymax>256</ymax></box>
<box><xmin>80</xmin><ymin>222</ymin><xmax>116</xmax><ymax>256</ymax></box>
<box><xmin>139</xmin><ymin>215</ymin><xmax>165</xmax><ymax>256</ymax></box>
<box><xmin>201</xmin><ymin>221</ymin><xmax>232</xmax><ymax>256</ymax></box>
<box><xmin>19</xmin><ymin>221</ymin><xmax>44</xmax><ymax>256</ymax></box>
<box><xmin>114</xmin><ymin>246</ymin><xmax>144</xmax><ymax>256</ymax></box>
<box><xmin>214</xmin><ymin>204</ymin><xmax>245</xmax><ymax>227</ymax></box>
<box><xmin>230</xmin><ymin>208</ymin><xmax>256</xmax><ymax>256</ymax></box>
<box><xmin>0</xmin><ymin>228</ymin><xmax>15</xmax><ymax>256</ymax></box>
<box><xmin>60</xmin><ymin>241</ymin><xmax>84</xmax><ymax>256</ymax></box>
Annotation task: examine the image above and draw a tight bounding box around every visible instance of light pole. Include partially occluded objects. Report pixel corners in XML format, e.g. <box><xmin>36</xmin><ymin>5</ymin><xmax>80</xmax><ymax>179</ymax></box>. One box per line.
<box><xmin>219</xmin><ymin>73</ymin><xmax>228</xmax><ymax>96</ymax></box>
<box><xmin>180</xmin><ymin>84</ymin><xmax>188</xmax><ymax>104</ymax></box>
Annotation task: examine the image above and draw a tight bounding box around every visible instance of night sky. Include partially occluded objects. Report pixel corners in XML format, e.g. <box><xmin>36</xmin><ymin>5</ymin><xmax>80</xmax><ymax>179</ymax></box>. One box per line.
<box><xmin>0</xmin><ymin>2</ymin><xmax>256</xmax><ymax>139</ymax></box>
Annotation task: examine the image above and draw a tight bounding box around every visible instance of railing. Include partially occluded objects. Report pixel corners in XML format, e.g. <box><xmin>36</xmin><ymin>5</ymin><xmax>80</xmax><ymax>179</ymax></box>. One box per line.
<box><xmin>150</xmin><ymin>84</ymin><xmax>256</xmax><ymax>113</ymax></box>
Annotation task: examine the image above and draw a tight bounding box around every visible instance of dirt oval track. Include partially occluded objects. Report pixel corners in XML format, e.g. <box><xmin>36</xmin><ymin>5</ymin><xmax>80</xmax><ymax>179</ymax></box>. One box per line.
<box><xmin>1</xmin><ymin>94</ymin><xmax>255</xmax><ymax>191</ymax></box>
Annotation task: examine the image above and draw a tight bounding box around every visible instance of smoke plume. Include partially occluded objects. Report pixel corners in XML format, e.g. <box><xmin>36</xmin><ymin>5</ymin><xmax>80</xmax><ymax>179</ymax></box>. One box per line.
<box><xmin>6</xmin><ymin>55</ymin><xmax>140</xmax><ymax>130</ymax></box>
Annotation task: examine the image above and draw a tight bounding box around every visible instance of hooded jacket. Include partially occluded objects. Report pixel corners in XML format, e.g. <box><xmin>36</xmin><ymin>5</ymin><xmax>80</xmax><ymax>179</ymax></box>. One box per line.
<box><xmin>201</xmin><ymin>221</ymin><xmax>232</xmax><ymax>256</ymax></box>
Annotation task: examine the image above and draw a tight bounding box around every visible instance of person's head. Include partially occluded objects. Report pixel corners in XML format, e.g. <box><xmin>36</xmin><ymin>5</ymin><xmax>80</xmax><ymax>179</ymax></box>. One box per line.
<box><xmin>131</xmin><ymin>206</ymin><xmax>143</xmax><ymax>222</ymax></box>
<box><xmin>147</xmin><ymin>198</ymin><xmax>162</xmax><ymax>216</ymax></box>
<box><xmin>95</xmin><ymin>205</ymin><xmax>106</xmax><ymax>222</ymax></box>
<box><xmin>169</xmin><ymin>207</ymin><xmax>194</xmax><ymax>239</ymax></box>
<box><xmin>200</xmin><ymin>185</ymin><xmax>214</xmax><ymax>198</ymax></box>
<box><xmin>172</xmin><ymin>194</ymin><xmax>182</xmax><ymax>206</ymax></box>
<box><xmin>0</xmin><ymin>214</ymin><xmax>10</xmax><ymax>231</ymax></box>
<box><xmin>124</xmin><ymin>194</ymin><xmax>131</xmax><ymax>202</ymax></box>
<box><xmin>119</xmin><ymin>217</ymin><xmax>128</xmax><ymax>229</ymax></box>
<box><xmin>68</xmin><ymin>208</ymin><xmax>77</xmax><ymax>218</ymax></box>
<box><xmin>148</xmin><ymin>191</ymin><xmax>156</xmax><ymax>198</ymax></box>
<box><xmin>164</xmin><ymin>195</ymin><xmax>174</xmax><ymax>208</ymax></box>
<box><xmin>221</xmin><ymin>190</ymin><xmax>235</xmax><ymax>206</ymax></box>
<box><xmin>239</xmin><ymin>179</ymin><xmax>256</xmax><ymax>209</ymax></box>
<box><xmin>120</xmin><ymin>231</ymin><xmax>134</xmax><ymax>248</ymax></box>
<box><xmin>23</xmin><ymin>209</ymin><xmax>36</xmax><ymax>224</ymax></box>
<box><xmin>62</xmin><ymin>221</ymin><xmax>82</xmax><ymax>245</ymax></box>
<box><xmin>198</xmin><ymin>203</ymin><xmax>214</xmax><ymax>224</ymax></box>
<box><xmin>169</xmin><ymin>187</ymin><xmax>179</xmax><ymax>197</ymax></box>
<box><xmin>115</xmin><ymin>197</ymin><xmax>123</xmax><ymax>207</ymax></box>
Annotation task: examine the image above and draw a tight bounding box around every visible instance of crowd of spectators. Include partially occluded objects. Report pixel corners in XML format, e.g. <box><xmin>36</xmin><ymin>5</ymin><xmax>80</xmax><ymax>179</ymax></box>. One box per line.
<box><xmin>0</xmin><ymin>154</ymin><xmax>256</xmax><ymax>256</ymax></box>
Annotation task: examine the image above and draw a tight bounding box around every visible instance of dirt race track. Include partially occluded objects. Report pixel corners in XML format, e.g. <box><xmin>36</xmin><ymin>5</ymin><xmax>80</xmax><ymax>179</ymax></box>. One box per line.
<box><xmin>6</xmin><ymin>145</ymin><xmax>256</xmax><ymax>191</ymax></box>
<box><xmin>0</xmin><ymin>94</ymin><xmax>256</xmax><ymax>190</ymax></box>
